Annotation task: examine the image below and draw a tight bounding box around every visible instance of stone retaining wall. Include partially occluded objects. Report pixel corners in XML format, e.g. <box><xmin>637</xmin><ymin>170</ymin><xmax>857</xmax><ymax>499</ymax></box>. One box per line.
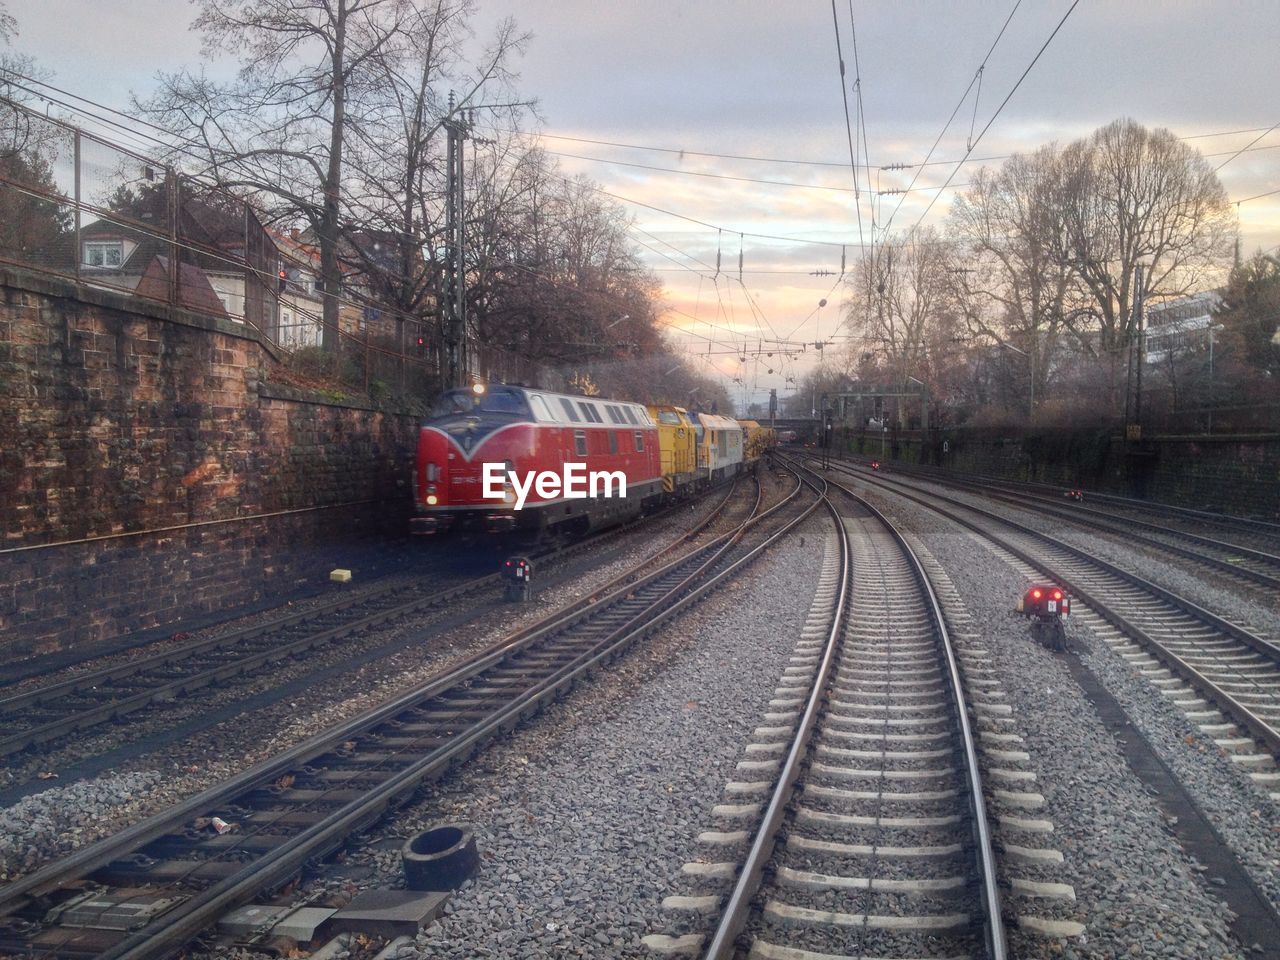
<box><xmin>0</xmin><ymin>266</ymin><xmax>418</xmax><ymax>658</ymax></box>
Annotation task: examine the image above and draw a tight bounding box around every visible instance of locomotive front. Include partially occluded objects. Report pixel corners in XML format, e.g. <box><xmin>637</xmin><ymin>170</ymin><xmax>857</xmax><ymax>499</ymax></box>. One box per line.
<box><xmin>412</xmin><ymin>385</ymin><xmax>537</xmax><ymax>535</ymax></box>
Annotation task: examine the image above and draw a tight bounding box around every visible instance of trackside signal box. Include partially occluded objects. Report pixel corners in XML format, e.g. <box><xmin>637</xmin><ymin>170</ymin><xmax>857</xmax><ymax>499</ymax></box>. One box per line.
<box><xmin>1017</xmin><ymin>583</ymin><xmax>1070</xmax><ymax>651</ymax></box>
<box><xmin>1018</xmin><ymin>584</ymin><xmax>1070</xmax><ymax>619</ymax></box>
<box><xmin>503</xmin><ymin>556</ymin><xmax>533</xmax><ymax>602</ymax></box>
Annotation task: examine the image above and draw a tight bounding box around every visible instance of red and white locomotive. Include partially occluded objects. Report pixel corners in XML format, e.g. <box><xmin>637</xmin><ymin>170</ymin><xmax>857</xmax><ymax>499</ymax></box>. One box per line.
<box><xmin>412</xmin><ymin>384</ymin><xmax>663</xmax><ymax>537</ymax></box>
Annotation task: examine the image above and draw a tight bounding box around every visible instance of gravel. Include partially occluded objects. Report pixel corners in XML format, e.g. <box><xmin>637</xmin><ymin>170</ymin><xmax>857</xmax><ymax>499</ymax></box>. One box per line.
<box><xmin>0</xmin><ymin>485</ymin><xmax>757</xmax><ymax>882</ymax></box>
<box><xmin>0</xmin><ymin>770</ymin><xmax>164</xmax><ymax>880</ymax></box>
<box><xmin>849</xmin><ymin>476</ymin><xmax>1257</xmax><ymax>959</ymax></box>
<box><xmin>215</xmin><ymin>513</ymin><xmax>830</xmax><ymax>960</ymax></box>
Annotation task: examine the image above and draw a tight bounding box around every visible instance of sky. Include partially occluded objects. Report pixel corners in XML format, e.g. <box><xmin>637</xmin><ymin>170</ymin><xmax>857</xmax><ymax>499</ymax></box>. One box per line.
<box><xmin>9</xmin><ymin>0</ymin><xmax>1280</xmax><ymax>411</ymax></box>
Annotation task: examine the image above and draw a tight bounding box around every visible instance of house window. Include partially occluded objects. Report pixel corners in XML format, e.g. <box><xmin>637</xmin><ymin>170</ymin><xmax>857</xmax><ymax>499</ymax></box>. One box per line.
<box><xmin>574</xmin><ymin>430</ymin><xmax>588</xmax><ymax>456</ymax></box>
<box><xmin>84</xmin><ymin>241</ymin><xmax>123</xmax><ymax>267</ymax></box>
<box><xmin>634</xmin><ymin>431</ymin><xmax>644</xmax><ymax>452</ymax></box>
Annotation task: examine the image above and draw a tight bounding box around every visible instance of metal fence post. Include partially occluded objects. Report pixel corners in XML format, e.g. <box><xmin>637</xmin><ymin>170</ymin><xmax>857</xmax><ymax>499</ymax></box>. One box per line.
<box><xmin>72</xmin><ymin>130</ymin><xmax>81</xmax><ymax>282</ymax></box>
<box><xmin>168</xmin><ymin>169</ymin><xmax>178</xmax><ymax>310</ymax></box>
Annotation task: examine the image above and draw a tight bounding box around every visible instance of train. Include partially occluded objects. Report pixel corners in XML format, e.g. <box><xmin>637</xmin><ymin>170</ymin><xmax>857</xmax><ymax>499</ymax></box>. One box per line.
<box><xmin>411</xmin><ymin>384</ymin><xmax>775</xmax><ymax>537</ymax></box>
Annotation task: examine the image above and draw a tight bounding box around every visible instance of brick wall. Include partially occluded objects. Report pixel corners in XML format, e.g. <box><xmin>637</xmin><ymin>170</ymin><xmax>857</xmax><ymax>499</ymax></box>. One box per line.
<box><xmin>0</xmin><ymin>266</ymin><xmax>419</xmax><ymax>659</ymax></box>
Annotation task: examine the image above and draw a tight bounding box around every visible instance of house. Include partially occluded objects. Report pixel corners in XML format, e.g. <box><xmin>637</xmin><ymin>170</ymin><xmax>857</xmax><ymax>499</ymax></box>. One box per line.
<box><xmin>1144</xmin><ymin>290</ymin><xmax>1222</xmax><ymax>365</ymax></box>
<box><xmin>75</xmin><ymin>188</ymin><xmax>259</xmax><ymax>323</ymax></box>
<box><xmin>268</xmin><ymin>229</ymin><xmax>327</xmax><ymax>350</ymax></box>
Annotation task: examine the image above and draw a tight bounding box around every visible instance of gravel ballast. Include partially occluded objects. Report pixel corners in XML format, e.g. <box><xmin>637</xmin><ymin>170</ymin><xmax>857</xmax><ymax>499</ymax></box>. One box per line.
<box><xmin>852</xmin><ymin>477</ymin><xmax>1263</xmax><ymax>959</ymax></box>
<box><xmin>0</xmin><ymin>486</ymin><xmax>756</xmax><ymax>882</ymax></box>
<box><xmin>246</xmin><ymin>515</ymin><xmax>830</xmax><ymax>960</ymax></box>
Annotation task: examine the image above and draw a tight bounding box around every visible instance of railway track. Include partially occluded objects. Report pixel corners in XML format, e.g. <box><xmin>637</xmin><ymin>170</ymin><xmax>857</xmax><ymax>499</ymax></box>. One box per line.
<box><xmin>0</xmin><ymin>480</ymin><xmax>744</xmax><ymax>762</ymax></box>
<box><xmin>822</xmin><ymin>459</ymin><xmax>1280</xmax><ymax>782</ymax></box>
<box><xmin>652</xmin><ymin>458</ymin><xmax>1006</xmax><ymax>959</ymax></box>
<box><xmin>854</xmin><ymin>460</ymin><xmax>1280</xmax><ymax>593</ymax></box>
<box><xmin>0</xmin><ymin>466</ymin><xmax>820</xmax><ymax>960</ymax></box>
<box><xmin>832</xmin><ymin>452</ymin><xmax>1280</xmax><ymax>556</ymax></box>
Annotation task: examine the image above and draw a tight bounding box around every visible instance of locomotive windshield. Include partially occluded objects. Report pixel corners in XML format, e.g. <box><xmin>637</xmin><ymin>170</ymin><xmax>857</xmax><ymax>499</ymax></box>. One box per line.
<box><xmin>430</xmin><ymin>387</ymin><xmax>530</xmax><ymax>419</ymax></box>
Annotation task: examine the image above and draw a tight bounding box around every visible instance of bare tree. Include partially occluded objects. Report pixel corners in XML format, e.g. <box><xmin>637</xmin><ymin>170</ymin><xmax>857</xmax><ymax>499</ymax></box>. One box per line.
<box><xmin>340</xmin><ymin>0</ymin><xmax>529</xmax><ymax>349</ymax></box>
<box><xmin>468</xmin><ymin>154</ymin><xmax>663</xmax><ymax>368</ymax></box>
<box><xmin>843</xmin><ymin>227</ymin><xmax>954</xmax><ymax>419</ymax></box>
<box><xmin>139</xmin><ymin>0</ymin><xmax>423</xmax><ymax>352</ymax></box>
<box><xmin>949</xmin><ymin>144</ymin><xmax>1082</xmax><ymax>411</ymax></box>
<box><xmin>1062</xmin><ymin>119</ymin><xmax>1234</xmax><ymax>356</ymax></box>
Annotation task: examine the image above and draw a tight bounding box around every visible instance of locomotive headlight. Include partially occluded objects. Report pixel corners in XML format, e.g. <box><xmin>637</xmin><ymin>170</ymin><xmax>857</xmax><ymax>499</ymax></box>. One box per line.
<box><xmin>426</xmin><ymin>494</ymin><xmax>438</xmax><ymax>505</ymax></box>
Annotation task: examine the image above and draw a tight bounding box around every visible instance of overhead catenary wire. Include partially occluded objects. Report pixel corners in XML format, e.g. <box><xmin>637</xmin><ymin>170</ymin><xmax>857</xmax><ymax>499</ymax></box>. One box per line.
<box><xmin>830</xmin><ymin>0</ymin><xmax>864</xmax><ymax>251</ymax></box>
<box><xmin>1214</xmin><ymin>120</ymin><xmax>1280</xmax><ymax>172</ymax></box>
<box><xmin>904</xmin><ymin>0</ymin><xmax>1082</xmax><ymax>239</ymax></box>
<box><xmin>529</xmin><ymin>125</ymin><xmax>1280</xmax><ymax>173</ymax></box>
<box><xmin>880</xmin><ymin>0</ymin><xmax>1023</xmax><ymax>236</ymax></box>
<box><xmin>6</xmin><ymin>69</ymin><xmax>1276</xmax><ymax>260</ymax></box>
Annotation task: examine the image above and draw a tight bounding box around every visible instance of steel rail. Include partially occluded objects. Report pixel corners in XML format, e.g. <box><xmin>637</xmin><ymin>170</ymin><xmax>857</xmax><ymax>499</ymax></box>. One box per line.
<box><xmin>829</xmin><ymin>450</ymin><xmax>1280</xmax><ymax>540</ymax></box>
<box><xmin>0</xmin><ymin>468</ymin><xmax>815</xmax><ymax>960</ymax></box>
<box><xmin>885</xmin><ymin>468</ymin><xmax>1280</xmax><ymax>588</ymax></box>
<box><xmin>829</xmin><ymin>460</ymin><xmax>1280</xmax><ymax>756</ymax></box>
<box><xmin>93</xmin><ymin>469</ymin><xmax>816</xmax><ymax>960</ymax></box>
<box><xmin>703</xmin><ymin>457</ymin><xmax>1007</xmax><ymax>960</ymax></box>
<box><xmin>703</xmin><ymin>465</ymin><xmax>848</xmax><ymax>960</ymax></box>
<box><xmin>0</xmin><ymin>475</ymin><xmax>766</xmax><ymax>915</ymax></box>
<box><xmin>819</xmin><ymin>463</ymin><xmax>1008</xmax><ymax>960</ymax></box>
<box><xmin>0</xmin><ymin>479</ymin><xmax>747</xmax><ymax>759</ymax></box>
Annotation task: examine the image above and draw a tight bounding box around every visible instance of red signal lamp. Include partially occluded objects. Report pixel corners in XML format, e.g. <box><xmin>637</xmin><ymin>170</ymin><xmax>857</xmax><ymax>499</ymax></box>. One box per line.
<box><xmin>1018</xmin><ymin>583</ymin><xmax>1069</xmax><ymax>619</ymax></box>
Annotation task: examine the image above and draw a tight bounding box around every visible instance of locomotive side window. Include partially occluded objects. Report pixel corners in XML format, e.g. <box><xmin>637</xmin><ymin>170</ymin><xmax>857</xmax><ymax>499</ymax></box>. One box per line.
<box><xmin>604</xmin><ymin>405</ymin><xmax>622</xmax><ymax>424</ymax></box>
<box><xmin>574</xmin><ymin>430</ymin><xmax>588</xmax><ymax>456</ymax></box>
<box><xmin>634</xmin><ymin>431</ymin><xmax>644</xmax><ymax>452</ymax></box>
<box><xmin>578</xmin><ymin>401</ymin><xmax>603</xmax><ymax>423</ymax></box>
<box><xmin>560</xmin><ymin>398</ymin><xmax>581</xmax><ymax>422</ymax></box>
<box><xmin>529</xmin><ymin>395</ymin><xmax>555</xmax><ymax>422</ymax></box>
<box><xmin>608</xmin><ymin>431</ymin><xmax>618</xmax><ymax>454</ymax></box>
<box><xmin>622</xmin><ymin>407</ymin><xmax>638</xmax><ymax>425</ymax></box>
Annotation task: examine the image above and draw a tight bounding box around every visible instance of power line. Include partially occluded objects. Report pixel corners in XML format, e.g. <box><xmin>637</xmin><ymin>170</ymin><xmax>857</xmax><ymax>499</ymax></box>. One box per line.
<box><xmin>830</xmin><ymin>0</ymin><xmax>864</xmax><ymax>251</ymax></box>
<box><xmin>531</xmin><ymin>125</ymin><xmax>1280</xmax><ymax>173</ymax></box>
<box><xmin>849</xmin><ymin>2</ymin><xmax>876</xmax><ymax>249</ymax></box>
<box><xmin>1235</xmin><ymin>186</ymin><xmax>1280</xmax><ymax>204</ymax></box>
<box><xmin>544</xmin><ymin>148</ymin><xmax>871</xmax><ymax>194</ymax></box>
<box><xmin>881</xmin><ymin>0</ymin><xmax>1023</xmax><ymax>236</ymax></box>
<box><xmin>905</xmin><ymin>0</ymin><xmax>1082</xmax><ymax>238</ymax></box>
<box><xmin>1214</xmin><ymin>120</ymin><xmax>1280</xmax><ymax>172</ymax></box>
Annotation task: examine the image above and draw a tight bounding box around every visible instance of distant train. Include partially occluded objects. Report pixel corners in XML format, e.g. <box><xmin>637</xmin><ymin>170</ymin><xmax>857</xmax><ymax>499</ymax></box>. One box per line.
<box><xmin>411</xmin><ymin>385</ymin><xmax>775</xmax><ymax>537</ymax></box>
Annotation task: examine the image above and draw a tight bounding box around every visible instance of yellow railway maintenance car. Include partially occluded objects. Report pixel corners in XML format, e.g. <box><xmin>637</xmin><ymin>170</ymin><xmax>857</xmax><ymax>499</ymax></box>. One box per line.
<box><xmin>738</xmin><ymin>420</ymin><xmax>776</xmax><ymax>464</ymax></box>
<box><xmin>695</xmin><ymin>413</ymin><xmax>744</xmax><ymax>483</ymax></box>
<box><xmin>647</xmin><ymin>403</ymin><xmax>698</xmax><ymax>495</ymax></box>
